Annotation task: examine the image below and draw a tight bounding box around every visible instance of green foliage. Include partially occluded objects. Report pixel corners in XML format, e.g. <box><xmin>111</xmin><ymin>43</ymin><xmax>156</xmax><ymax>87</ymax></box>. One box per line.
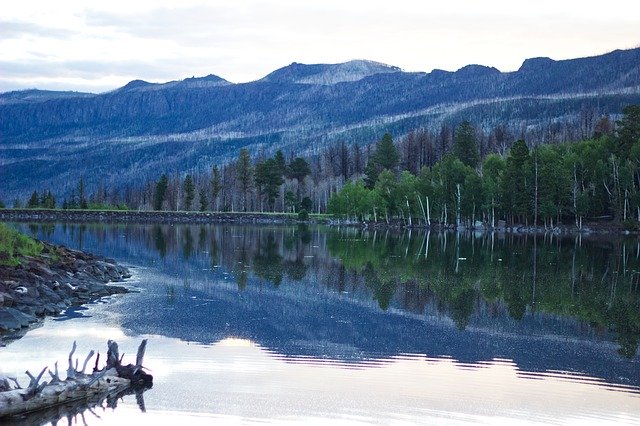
<box><xmin>237</xmin><ymin>148</ymin><xmax>253</xmax><ymax>211</ymax></box>
<box><xmin>0</xmin><ymin>200</ymin><xmax>5</xmax><ymax>209</ymax></box>
<box><xmin>199</xmin><ymin>188</ymin><xmax>208</xmax><ymax>211</ymax></box>
<box><xmin>300</xmin><ymin>196</ymin><xmax>312</xmax><ymax>212</ymax></box>
<box><xmin>364</xmin><ymin>133</ymin><xmax>399</xmax><ymax>188</ymax></box>
<box><xmin>183</xmin><ymin>174</ymin><xmax>195</xmax><ymax>210</ymax></box>
<box><xmin>78</xmin><ymin>178</ymin><xmax>87</xmax><ymax>209</ymax></box>
<box><xmin>453</xmin><ymin>121</ymin><xmax>480</xmax><ymax>168</ymax></box>
<box><xmin>326</xmin><ymin>229</ymin><xmax>640</xmax><ymax>355</ymax></box>
<box><xmin>288</xmin><ymin>157</ymin><xmax>311</xmax><ymax>182</ymax></box>
<box><xmin>255</xmin><ymin>157</ymin><xmax>285</xmax><ymax>210</ymax></box>
<box><xmin>502</xmin><ymin>140</ymin><xmax>531</xmax><ymax>223</ymax></box>
<box><xmin>27</xmin><ymin>191</ymin><xmax>39</xmax><ymax>208</ymax></box>
<box><xmin>86</xmin><ymin>202</ymin><xmax>129</xmax><ymax>211</ymax></box>
<box><xmin>615</xmin><ymin>105</ymin><xmax>640</xmax><ymax>159</ymax></box>
<box><xmin>298</xmin><ymin>209</ymin><xmax>309</xmax><ymax>221</ymax></box>
<box><xmin>153</xmin><ymin>173</ymin><xmax>169</xmax><ymax>211</ymax></box>
<box><xmin>0</xmin><ymin>223</ymin><xmax>43</xmax><ymax>265</ymax></box>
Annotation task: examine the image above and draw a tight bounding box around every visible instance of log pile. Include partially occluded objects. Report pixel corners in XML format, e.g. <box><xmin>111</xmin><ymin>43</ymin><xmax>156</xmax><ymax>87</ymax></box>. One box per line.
<box><xmin>0</xmin><ymin>340</ymin><xmax>152</xmax><ymax>420</ymax></box>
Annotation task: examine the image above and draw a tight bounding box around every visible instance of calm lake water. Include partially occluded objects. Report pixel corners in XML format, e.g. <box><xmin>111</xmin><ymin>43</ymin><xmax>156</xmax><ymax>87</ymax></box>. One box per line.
<box><xmin>1</xmin><ymin>223</ymin><xmax>639</xmax><ymax>425</ymax></box>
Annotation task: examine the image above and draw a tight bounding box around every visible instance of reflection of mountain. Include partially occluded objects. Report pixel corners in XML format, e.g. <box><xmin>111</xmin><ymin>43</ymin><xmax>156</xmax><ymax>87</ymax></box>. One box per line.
<box><xmin>25</xmin><ymin>223</ymin><xmax>640</xmax><ymax>389</ymax></box>
<box><xmin>116</xmin><ymin>270</ymin><xmax>640</xmax><ymax>389</ymax></box>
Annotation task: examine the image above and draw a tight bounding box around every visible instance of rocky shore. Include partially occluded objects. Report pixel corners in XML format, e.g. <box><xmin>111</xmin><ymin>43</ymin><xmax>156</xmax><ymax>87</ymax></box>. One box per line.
<box><xmin>0</xmin><ymin>242</ymin><xmax>130</xmax><ymax>344</ymax></box>
<box><xmin>0</xmin><ymin>209</ymin><xmax>301</xmax><ymax>225</ymax></box>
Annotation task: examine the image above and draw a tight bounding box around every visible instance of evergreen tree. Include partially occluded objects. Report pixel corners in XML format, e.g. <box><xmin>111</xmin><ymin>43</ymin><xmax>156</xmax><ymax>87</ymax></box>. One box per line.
<box><xmin>288</xmin><ymin>157</ymin><xmax>311</xmax><ymax>199</ymax></box>
<box><xmin>183</xmin><ymin>174</ymin><xmax>195</xmax><ymax>210</ymax></box>
<box><xmin>27</xmin><ymin>191</ymin><xmax>40</xmax><ymax>208</ymax></box>
<box><xmin>236</xmin><ymin>148</ymin><xmax>253</xmax><ymax>211</ymax></box>
<box><xmin>153</xmin><ymin>173</ymin><xmax>169</xmax><ymax>211</ymax></box>
<box><xmin>78</xmin><ymin>178</ymin><xmax>87</xmax><ymax>209</ymax></box>
<box><xmin>255</xmin><ymin>158</ymin><xmax>284</xmax><ymax>211</ymax></box>
<box><xmin>274</xmin><ymin>150</ymin><xmax>287</xmax><ymax>176</ymax></box>
<box><xmin>453</xmin><ymin>121</ymin><xmax>480</xmax><ymax>168</ymax></box>
<box><xmin>616</xmin><ymin>105</ymin><xmax>640</xmax><ymax>159</ymax></box>
<box><xmin>375</xmin><ymin>133</ymin><xmax>399</xmax><ymax>170</ymax></box>
<box><xmin>502</xmin><ymin>140</ymin><xmax>531</xmax><ymax>223</ymax></box>
<box><xmin>42</xmin><ymin>190</ymin><xmax>56</xmax><ymax>209</ymax></box>
<box><xmin>364</xmin><ymin>133</ymin><xmax>399</xmax><ymax>188</ymax></box>
<box><xmin>199</xmin><ymin>188</ymin><xmax>208</xmax><ymax>211</ymax></box>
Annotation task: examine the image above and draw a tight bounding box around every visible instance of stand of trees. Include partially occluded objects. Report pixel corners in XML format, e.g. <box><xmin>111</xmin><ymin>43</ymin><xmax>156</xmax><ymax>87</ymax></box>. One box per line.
<box><xmin>328</xmin><ymin>105</ymin><xmax>640</xmax><ymax>228</ymax></box>
<box><xmin>8</xmin><ymin>106</ymin><xmax>638</xmax><ymax>225</ymax></box>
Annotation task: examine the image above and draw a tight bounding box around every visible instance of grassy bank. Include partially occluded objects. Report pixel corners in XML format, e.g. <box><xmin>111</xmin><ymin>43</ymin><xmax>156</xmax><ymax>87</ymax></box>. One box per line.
<box><xmin>0</xmin><ymin>223</ymin><xmax>43</xmax><ymax>266</ymax></box>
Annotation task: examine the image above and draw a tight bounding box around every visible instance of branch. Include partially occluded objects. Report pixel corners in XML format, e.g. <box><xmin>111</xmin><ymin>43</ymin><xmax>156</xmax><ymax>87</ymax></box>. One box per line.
<box><xmin>67</xmin><ymin>341</ymin><xmax>77</xmax><ymax>379</ymax></box>
<box><xmin>135</xmin><ymin>340</ymin><xmax>147</xmax><ymax>368</ymax></box>
<box><xmin>80</xmin><ymin>350</ymin><xmax>95</xmax><ymax>375</ymax></box>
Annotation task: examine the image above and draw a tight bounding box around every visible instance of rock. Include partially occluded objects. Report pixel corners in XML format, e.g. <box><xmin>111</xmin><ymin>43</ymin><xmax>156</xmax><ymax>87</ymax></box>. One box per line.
<box><xmin>0</xmin><ymin>292</ymin><xmax>14</xmax><ymax>307</ymax></box>
<box><xmin>0</xmin><ymin>240</ymin><xmax>130</xmax><ymax>343</ymax></box>
<box><xmin>0</xmin><ymin>307</ymin><xmax>37</xmax><ymax>331</ymax></box>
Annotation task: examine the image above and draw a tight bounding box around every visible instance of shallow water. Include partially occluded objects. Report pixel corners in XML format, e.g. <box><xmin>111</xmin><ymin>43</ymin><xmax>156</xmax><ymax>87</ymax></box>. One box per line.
<box><xmin>1</xmin><ymin>223</ymin><xmax>639</xmax><ymax>424</ymax></box>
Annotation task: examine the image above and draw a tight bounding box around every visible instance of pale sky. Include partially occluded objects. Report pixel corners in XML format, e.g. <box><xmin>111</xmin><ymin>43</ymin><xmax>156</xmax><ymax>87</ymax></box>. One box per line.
<box><xmin>1</xmin><ymin>0</ymin><xmax>639</xmax><ymax>93</ymax></box>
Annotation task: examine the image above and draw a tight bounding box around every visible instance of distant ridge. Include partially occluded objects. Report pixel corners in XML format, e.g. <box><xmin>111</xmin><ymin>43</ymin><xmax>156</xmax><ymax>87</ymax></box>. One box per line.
<box><xmin>1</xmin><ymin>48</ymin><xmax>639</xmax><ymax>199</ymax></box>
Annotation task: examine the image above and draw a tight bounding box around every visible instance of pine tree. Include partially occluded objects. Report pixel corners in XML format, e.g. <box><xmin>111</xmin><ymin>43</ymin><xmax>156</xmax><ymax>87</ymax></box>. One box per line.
<box><xmin>183</xmin><ymin>174</ymin><xmax>195</xmax><ymax>210</ymax></box>
<box><xmin>153</xmin><ymin>173</ymin><xmax>169</xmax><ymax>211</ymax></box>
<box><xmin>274</xmin><ymin>150</ymin><xmax>287</xmax><ymax>176</ymax></box>
<box><xmin>236</xmin><ymin>148</ymin><xmax>253</xmax><ymax>211</ymax></box>
<box><xmin>364</xmin><ymin>133</ymin><xmax>399</xmax><ymax>188</ymax></box>
<box><xmin>375</xmin><ymin>133</ymin><xmax>399</xmax><ymax>170</ymax></box>
<box><xmin>502</xmin><ymin>140</ymin><xmax>531</xmax><ymax>223</ymax></box>
<box><xmin>199</xmin><ymin>188</ymin><xmax>208</xmax><ymax>211</ymax></box>
<box><xmin>27</xmin><ymin>191</ymin><xmax>40</xmax><ymax>208</ymax></box>
<box><xmin>78</xmin><ymin>178</ymin><xmax>87</xmax><ymax>209</ymax></box>
<box><xmin>453</xmin><ymin>121</ymin><xmax>480</xmax><ymax>168</ymax></box>
<box><xmin>288</xmin><ymin>157</ymin><xmax>311</xmax><ymax>199</ymax></box>
<box><xmin>616</xmin><ymin>105</ymin><xmax>640</xmax><ymax>159</ymax></box>
<box><xmin>255</xmin><ymin>158</ymin><xmax>284</xmax><ymax>211</ymax></box>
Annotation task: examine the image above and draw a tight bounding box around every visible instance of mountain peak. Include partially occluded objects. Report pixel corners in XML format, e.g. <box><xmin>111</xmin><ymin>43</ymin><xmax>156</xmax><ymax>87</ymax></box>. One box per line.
<box><xmin>260</xmin><ymin>59</ymin><xmax>401</xmax><ymax>85</ymax></box>
<box><xmin>455</xmin><ymin>64</ymin><xmax>500</xmax><ymax>77</ymax></box>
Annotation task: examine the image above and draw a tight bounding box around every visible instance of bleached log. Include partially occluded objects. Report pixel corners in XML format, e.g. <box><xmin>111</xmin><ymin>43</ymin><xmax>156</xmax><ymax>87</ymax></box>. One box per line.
<box><xmin>0</xmin><ymin>340</ymin><xmax>152</xmax><ymax>419</ymax></box>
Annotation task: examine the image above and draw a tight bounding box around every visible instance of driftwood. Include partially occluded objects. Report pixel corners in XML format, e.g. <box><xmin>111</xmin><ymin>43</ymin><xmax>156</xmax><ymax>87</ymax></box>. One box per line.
<box><xmin>0</xmin><ymin>340</ymin><xmax>152</xmax><ymax>419</ymax></box>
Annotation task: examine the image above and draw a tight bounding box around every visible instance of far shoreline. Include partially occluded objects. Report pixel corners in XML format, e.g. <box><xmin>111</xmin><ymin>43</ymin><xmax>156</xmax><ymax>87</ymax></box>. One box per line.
<box><xmin>1</xmin><ymin>208</ymin><xmax>638</xmax><ymax>236</ymax></box>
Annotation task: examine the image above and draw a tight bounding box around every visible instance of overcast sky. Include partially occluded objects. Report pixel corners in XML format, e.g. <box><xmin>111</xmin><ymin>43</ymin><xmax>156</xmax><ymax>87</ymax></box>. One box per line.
<box><xmin>2</xmin><ymin>0</ymin><xmax>639</xmax><ymax>93</ymax></box>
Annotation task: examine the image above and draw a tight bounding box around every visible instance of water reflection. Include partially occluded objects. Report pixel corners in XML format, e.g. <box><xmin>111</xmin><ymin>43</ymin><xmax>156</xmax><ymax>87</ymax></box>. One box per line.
<box><xmin>17</xmin><ymin>223</ymin><xmax>640</xmax><ymax>388</ymax></box>
<box><xmin>3</xmin><ymin>384</ymin><xmax>151</xmax><ymax>425</ymax></box>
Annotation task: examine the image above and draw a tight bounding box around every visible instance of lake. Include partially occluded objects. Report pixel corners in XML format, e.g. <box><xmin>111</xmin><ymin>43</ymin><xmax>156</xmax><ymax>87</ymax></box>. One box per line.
<box><xmin>1</xmin><ymin>223</ymin><xmax>639</xmax><ymax>424</ymax></box>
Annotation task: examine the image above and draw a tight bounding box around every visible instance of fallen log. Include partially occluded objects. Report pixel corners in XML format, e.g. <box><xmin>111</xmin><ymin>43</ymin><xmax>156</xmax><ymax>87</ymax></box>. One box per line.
<box><xmin>0</xmin><ymin>339</ymin><xmax>152</xmax><ymax>419</ymax></box>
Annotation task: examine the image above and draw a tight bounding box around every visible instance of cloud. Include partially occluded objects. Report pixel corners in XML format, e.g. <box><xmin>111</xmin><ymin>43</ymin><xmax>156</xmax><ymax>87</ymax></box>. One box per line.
<box><xmin>0</xmin><ymin>20</ymin><xmax>77</xmax><ymax>39</ymax></box>
<box><xmin>1</xmin><ymin>0</ymin><xmax>639</xmax><ymax>92</ymax></box>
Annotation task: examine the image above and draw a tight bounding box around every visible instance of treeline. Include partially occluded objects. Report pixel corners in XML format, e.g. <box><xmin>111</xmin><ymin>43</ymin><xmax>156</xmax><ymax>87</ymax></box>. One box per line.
<box><xmin>7</xmin><ymin>107</ymin><xmax>635</xmax><ymax>223</ymax></box>
<box><xmin>328</xmin><ymin>105</ymin><xmax>640</xmax><ymax>228</ymax></box>
<box><xmin>17</xmin><ymin>178</ymin><xmax>129</xmax><ymax>211</ymax></box>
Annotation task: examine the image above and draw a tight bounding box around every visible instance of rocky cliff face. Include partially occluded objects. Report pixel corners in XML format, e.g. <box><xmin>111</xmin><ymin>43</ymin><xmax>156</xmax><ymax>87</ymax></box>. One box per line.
<box><xmin>1</xmin><ymin>48</ymin><xmax>639</xmax><ymax>199</ymax></box>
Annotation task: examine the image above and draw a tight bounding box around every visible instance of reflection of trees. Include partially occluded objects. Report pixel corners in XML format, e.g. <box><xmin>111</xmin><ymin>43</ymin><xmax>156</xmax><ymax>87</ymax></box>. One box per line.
<box><xmin>132</xmin><ymin>223</ymin><xmax>640</xmax><ymax>359</ymax></box>
<box><xmin>153</xmin><ymin>225</ymin><xmax>167</xmax><ymax>258</ymax></box>
<box><xmin>327</xmin><ymin>229</ymin><xmax>640</xmax><ymax>358</ymax></box>
<box><xmin>182</xmin><ymin>228</ymin><xmax>193</xmax><ymax>260</ymax></box>
<box><xmin>253</xmin><ymin>233</ymin><xmax>283</xmax><ymax>286</ymax></box>
<box><xmin>362</xmin><ymin>262</ymin><xmax>396</xmax><ymax>311</ymax></box>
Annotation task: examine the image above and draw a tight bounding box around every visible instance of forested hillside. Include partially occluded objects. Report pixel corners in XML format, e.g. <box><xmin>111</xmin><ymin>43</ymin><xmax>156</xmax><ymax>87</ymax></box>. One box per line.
<box><xmin>16</xmin><ymin>105</ymin><xmax>640</xmax><ymax>230</ymax></box>
<box><xmin>1</xmin><ymin>48</ymin><xmax>639</xmax><ymax>202</ymax></box>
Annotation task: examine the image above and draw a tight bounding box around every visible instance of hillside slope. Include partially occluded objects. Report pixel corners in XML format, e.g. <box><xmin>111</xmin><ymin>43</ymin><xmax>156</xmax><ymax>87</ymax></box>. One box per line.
<box><xmin>1</xmin><ymin>48</ymin><xmax>639</xmax><ymax>199</ymax></box>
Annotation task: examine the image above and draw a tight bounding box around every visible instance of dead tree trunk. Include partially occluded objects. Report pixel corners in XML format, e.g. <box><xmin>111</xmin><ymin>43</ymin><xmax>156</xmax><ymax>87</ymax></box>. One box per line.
<box><xmin>0</xmin><ymin>340</ymin><xmax>152</xmax><ymax>419</ymax></box>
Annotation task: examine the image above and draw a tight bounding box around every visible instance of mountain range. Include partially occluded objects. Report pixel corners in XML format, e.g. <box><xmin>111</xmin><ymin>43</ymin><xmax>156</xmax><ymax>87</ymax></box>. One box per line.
<box><xmin>1</xmin><ymin>48</ymin><xmax>640</xmax><ymax>200</ymax></box>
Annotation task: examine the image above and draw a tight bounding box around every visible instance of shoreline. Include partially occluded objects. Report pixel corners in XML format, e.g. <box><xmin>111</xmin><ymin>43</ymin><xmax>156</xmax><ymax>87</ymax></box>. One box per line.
<box><xmin>0</xmin><ymin>209</ymin><xmax>303</xmax><ymax>225</ymax></box>
<box><xmin>0</xmin><ymin>209</ymin><xmax>636</xmax><ymax>235</ymax></box>
<box><xmin>0</xmin><ymin>240</ymin><xmax>131</xmax><ymax>345</ymax></box>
